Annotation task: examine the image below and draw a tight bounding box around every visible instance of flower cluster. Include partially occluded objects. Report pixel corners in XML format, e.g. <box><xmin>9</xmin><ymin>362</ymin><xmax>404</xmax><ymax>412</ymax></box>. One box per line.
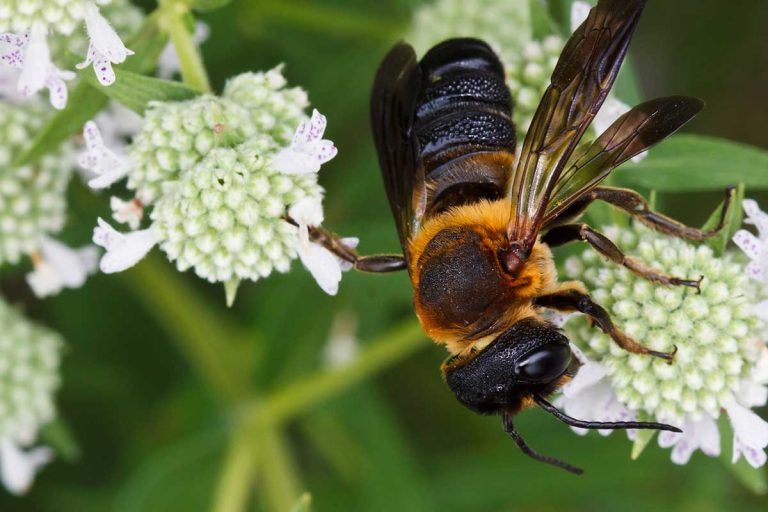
<box><xmin>558</xmin><ymin>222</ymin><xmax>768</xmax><ymax>467</ymax></box>
<box><xmin>84</xmin><ymin>68</ymin><xmax>351</xmax><ymax>302</ymax></box>
<box><xmin>0</xmin><ymin>296</ymin><xmax>63</xmax><ymax>495</ymax></box>
<box><xmin>0</xmin><ymin>102</ymin><xmax>96</xmax><ymax>297</ymax></box>
<box><xmin>0</xmin><ymin>0</ymin><xmax>137</xmax><ymax>108</ymax></box>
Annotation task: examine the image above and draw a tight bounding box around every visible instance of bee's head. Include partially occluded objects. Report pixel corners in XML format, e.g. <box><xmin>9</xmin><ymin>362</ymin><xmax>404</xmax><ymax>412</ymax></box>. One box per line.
<box><xmin>443</xmin><ymin>317</ymin><xmax>682</xmax><ymax>475</ymax></box>
<box><xmin>442</xmin><ymin>318</ymin><xmax>573</xmax><ymax>415</ymax></box>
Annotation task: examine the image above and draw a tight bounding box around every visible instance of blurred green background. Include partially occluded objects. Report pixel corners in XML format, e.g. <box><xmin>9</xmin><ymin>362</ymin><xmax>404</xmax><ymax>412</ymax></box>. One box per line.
<box><xmin>2</xmin><ymin>0</ymin><xmax>768</xmax><ymax>510</ymax></box>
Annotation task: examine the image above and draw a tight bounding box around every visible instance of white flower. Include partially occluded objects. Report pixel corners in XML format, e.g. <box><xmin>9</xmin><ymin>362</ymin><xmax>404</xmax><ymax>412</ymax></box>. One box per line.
<box><xmin>78</xmin><ymin>120</ymin><xmax>131</xmax><ymax>189</ymax></box>
<box><xmin>157</xmin><ymin>22</ymin><xmax>209</xmax><ymax>79</ymax></box>
<box><xmin>570</xmin><ymin>1</ymin><xmax>592</xmax><ymax>33</ymax></box>
<box><xmin>12</xmin><ymin>28</ymin><xmax>74</xmax><ymax>109</ymax></box>
<box><xmin>75</xmin><ymin>3</ymin><xmax>134</xmax><ymax>86</ymax></box>
<box><xmin>92</xmin><ymin>218</ymin><xmax>159</xmax><ymax>273</ymax></box>
<box><xmin>110</xmin><ymin>196</ymin><xmax>143</xmax><ymax>230</ymax></box>
<box><xmin>554</xmin><ymin>344</ymin><xmax>637</xmax><ymax>437</ymax></box>
<box><xmin>289</xmin><ymin>196</ymin><xmax>356</xmax><ymax>295</ymax></box>
<box><xmin>734</xmin><ymin>199</ymin><xmax>768</xmax><ymax>285</ymax></box>
<box><xmin>658</xmin><ymin>415</ymin><xmax>720</xmax><ymax>465</ymax></box>
<box><xmin>273</xmin><ymin>109</ymin><xmax>338</xmax><ymax>175</ymax></box>
<box><xmin>26</xmin><ymin>237</ymin><xmax>98</xmax><ymax>298</ymax></box>
<box><xmin>725</xmin><ymin>397</ymin><xmax>768</xmax><ymax>468</ymax></box>
<box><xmin>0</xmin><ymin>438</ymin><xmax>53</xmax><ymax>495</ymax></box>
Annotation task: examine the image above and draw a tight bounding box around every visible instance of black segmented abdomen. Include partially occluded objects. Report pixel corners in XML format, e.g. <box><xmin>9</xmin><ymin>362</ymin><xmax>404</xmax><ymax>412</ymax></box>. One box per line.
<box><xmin>413</xmin><ymin>38</ymin><xmax>516</xmax><ymax>214</ymax></box>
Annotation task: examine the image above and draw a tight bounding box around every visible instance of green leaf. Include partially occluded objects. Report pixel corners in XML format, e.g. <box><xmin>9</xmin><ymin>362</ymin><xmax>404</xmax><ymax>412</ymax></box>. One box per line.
<box><xmin>190</xmin><ymin>0</ymin><xmax>232</xmax><ymax>11</ymax></box>
<box><xmin>700</xmin><ymin>183</ymin><xmax>745</xmax><ymax>256</ymax></box>
<box><xmin>39</xmin><ymin>418</ymin><xmax>81</xmax><ymax>462</ymax></box>
<box><xmin>614</xmin><ymin>135</ymin><xmax>768</xmax><ymax>192</ymax></box>
<box><xmin>85</xmin><ymin>69</ymin><xmax>200</xmax><ymax>114</ymax></box>
<box><xmin>289</xmin><ymin>493</ymin><xmax>312</xmax><ymax>512</ymax></box>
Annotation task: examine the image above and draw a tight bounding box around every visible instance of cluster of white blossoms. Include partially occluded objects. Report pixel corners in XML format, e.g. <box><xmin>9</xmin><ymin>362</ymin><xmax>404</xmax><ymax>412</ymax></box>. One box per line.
<box><xmin>0</xmin><ymin>0</ymin><xmax>136</xmax><ymax>109</ymax></box>
<box><xmin>557</xmin><ymin>219</ymin><xmax>768</xmax><ymax>468</ymax></box>
<box><xmin>0</xmin><ymin>102</ymin><xmax>97</xmax><ymax>298</ymax></box>
<box><xmin>0</xmin><ymin>296</ymin><xmax>63</xmax><ymax>495</ymax></box>
<box><xmin>408</xmin><ymin>0</ymin><xmax>637</xmax><ymax>149</ymax></box>
<box><xmin>83</xmin><ymin>67</ymin><xmax>352</xmax><ymax>303</ymax></box>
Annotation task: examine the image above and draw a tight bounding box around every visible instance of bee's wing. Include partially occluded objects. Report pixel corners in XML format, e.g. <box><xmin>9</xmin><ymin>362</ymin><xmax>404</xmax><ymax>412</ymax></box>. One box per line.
<box><xmin>544</xmin><ymin>96</ymin><xmax>704</xmax><ymax>223</ymax></box>
<box><xmin>506</xmin><ymin>0</ymin><xmax>646</xmax><ymax>253</ymax></box>
<box><xmin>370</xmin><ymin>42</ymin><xmax>425</xmax><ymax>254</ymax></box>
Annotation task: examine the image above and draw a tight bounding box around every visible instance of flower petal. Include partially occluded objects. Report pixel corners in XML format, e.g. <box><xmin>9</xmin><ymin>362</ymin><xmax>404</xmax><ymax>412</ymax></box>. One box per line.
<box><xmin>92</xmin><ymin>218</ymin><xmax>158</xmax><ymax>273</ymax></box>
<box><xmin>26</xmin><ymin>237</ymin><xmax>99</xmax><ymax>297</ymax></box>
<box><xmin>297</xmin><ymin>241</ymin><xmax>342</xmax><ymax>295</ymax></box>
<box><xmin>733</xmin><ymin>229</ymin><xmax>764</xmax><ymax>261</ymax></box>
<box><xmin>0</xmin><ymin>439</ymin><xmax>53</xmax><ymax>496</ymax></box>
<box><xmin>110</xmin><ymin>196</ymin><xmax>143</xmax><ymax>230</ymax></box>
<box><xmin>289</xmin><ymin>196</ymin><xmax>324</xmax><ymax>229</ymax></box>
<box><xmin>725</xmin><ymin>399</ymin><xmax>768</xmax><ymax>451</ymax></box>
<box><xmin>82</xmin><ymin>3</ymin><xmax>134</xmax><ymax>64</ymax></box>
<box><xmin>18</xmin><ymin>28</ymin><xmax>49</xmax><ymax>96</ymax></box>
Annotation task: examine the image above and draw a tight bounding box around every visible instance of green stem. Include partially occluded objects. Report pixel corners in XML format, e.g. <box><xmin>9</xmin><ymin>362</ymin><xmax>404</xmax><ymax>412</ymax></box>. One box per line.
<box><xmin>159</xmin><ymin>0</ymin><xmax>212</xmax><ymax>93</ymax></box>
<box><xmin>258</xmin><ymin>421</ymin><xmax>302</xmax><ymax>512</ymax></box>
<box><xmin>261</xmin><ymin>321</ymin><xmax>424</xmax><ymax>423</ymax></box>
<box><xmin>211</xmin><ymin>423</ymin><xmax>259</xmax><ymax>512</ymax></box>
<box><xmin>120</xmin><ymin>256</ymin><xmax>252</xmax><ymax>404</ymax></box>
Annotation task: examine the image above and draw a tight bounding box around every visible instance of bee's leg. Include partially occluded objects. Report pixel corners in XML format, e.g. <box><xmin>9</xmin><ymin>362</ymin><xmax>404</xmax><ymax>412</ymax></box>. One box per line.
<box><xmin>305</xmin><ymin>224</ymin><xmax>407</xmax><ymax>273</ymax></box>
<box><xmin>541</xmin><ymin>223</ymin><xmax>703</xmax><ymax>291</ymax></box>
<box><xmin>589</xmin><ymin>186</ymin><xmax>735</xmax><ymax>240</ymax></box>
<box><xmin>534</xmin><ymin>288</ymin><xmax>676</xmax><ymax>361</ymax></box>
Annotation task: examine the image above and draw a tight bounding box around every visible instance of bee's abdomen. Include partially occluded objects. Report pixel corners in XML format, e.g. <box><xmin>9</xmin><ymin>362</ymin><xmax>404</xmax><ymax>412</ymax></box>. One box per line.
<box><xmin>414</xmin><ymin>39</ymin><xmax>516</xmax><ymax>215</ymax></box>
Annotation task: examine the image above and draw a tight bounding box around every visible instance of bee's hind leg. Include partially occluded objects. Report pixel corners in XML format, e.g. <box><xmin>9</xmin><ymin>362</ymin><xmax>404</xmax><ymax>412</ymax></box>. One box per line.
<box><xmin>535</xmin><ymin>288</ymin><xmax>676</xmax><ymax>362</ymax></box>
<box><xmin>298</xmin><ymin>221</ymin><xmax>407</xmax><ymax>273</ymax></box>
<box><xmin>541</xmin><ymin>223</ymin><xmax>703</xmax><ymax>292</ymax></box>
<box><xmin>588</xmin><ymin>186</ymin><xmax>735</xmax><ymax>240</ymax></box>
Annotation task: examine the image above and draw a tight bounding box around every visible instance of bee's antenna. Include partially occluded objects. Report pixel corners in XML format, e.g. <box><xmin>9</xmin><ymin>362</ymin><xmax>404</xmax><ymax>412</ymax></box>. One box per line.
<box><xmin>502</xmin><ymin>411</ymin><xmax>584</xmax><ymax>475</ymax></box>
<box><xmin>533</xmin><ymin>395</ymin><xmax>682</xmax><ymax>433</ymax></box>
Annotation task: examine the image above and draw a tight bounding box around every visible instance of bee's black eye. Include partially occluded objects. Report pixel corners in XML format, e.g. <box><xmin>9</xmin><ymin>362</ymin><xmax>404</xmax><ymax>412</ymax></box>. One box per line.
<box><xmin>514</xmin><ymin>343</ymin><xmax>571</xmax><ymax>383</ymax></box>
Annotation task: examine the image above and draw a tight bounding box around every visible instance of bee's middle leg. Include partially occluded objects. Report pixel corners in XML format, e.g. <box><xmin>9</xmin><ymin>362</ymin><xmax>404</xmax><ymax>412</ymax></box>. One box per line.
<box><xmin>542</xmin><ymin>223</ymin><xmax>702</xmax><ymax>291</ymax></box>
<box><xmin>535</xmin><ymin>288</ymin><xmax>676</xmax><ymax>361</ymax></box>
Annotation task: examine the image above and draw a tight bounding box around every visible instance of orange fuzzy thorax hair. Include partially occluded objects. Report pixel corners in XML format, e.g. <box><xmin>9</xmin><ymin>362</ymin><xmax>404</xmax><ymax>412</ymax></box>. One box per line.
<box><xmin>407</xmin><ymin>199</ymin><xmax>561</xmax><ymax>356</ymax></box>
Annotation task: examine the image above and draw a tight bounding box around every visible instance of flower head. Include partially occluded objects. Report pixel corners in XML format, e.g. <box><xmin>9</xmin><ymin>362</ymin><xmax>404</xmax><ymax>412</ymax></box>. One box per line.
<box><xmin>560</xmin><ymin>223</ymin><xmax>768</xmax><ymax>466</ymax></box>
<box><xmin>0</xmin><ymin>296</ymin><xmax>63</xmax><ymax>494</ymax></box>
<box><xmin>149</xmin><ymin>135</ymin><xmax>323</xmax><ymax>285</ymax></box>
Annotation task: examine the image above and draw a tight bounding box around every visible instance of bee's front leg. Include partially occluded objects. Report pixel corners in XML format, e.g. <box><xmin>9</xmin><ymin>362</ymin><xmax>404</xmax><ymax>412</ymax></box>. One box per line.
<box><xmin>541</xmin><ymin>223</ymin><xmax>703</xmax><ymax>292</ymax></box>
<box><xmin>303</xmin><ymin>223</ymin><xmax>407</xmax><ymax>273</ymax></box>
<box><xmin>535</xmin><ymin>288</ymin><xmax>676</xmax><ymax>362</ymax></box>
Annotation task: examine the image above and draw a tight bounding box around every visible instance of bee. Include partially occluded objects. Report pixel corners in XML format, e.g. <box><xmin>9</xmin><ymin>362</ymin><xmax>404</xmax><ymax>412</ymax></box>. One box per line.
<box><xmin>305</xmin><ymin>0</ymin><xmax>733</xmax><ymax>473</ymax></box>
